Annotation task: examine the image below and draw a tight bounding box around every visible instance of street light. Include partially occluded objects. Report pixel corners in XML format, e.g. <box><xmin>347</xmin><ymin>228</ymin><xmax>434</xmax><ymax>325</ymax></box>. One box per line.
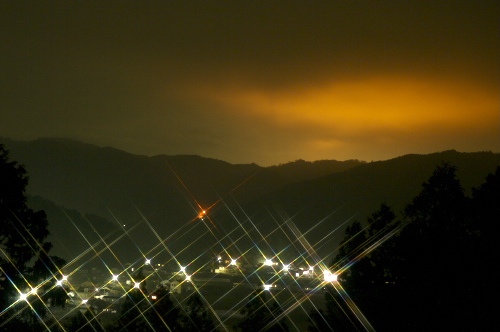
<box><xmin>323</xmin><ymin>270</ymin><xmax>338</xmax><ymax>282</ymax></box>
<box><xmin>230</xmin><ymin>259</ymin><xmax>237</xmax><ymax>266</ymax></box>
<box><xmin>264</xmin><ymin>258</ymin><xmax>273</xmax><ymax>266</ymax></box>
<box><xmin>19</xmin><ymin>293</ymin><xmax>28</xmax><ymax>302</ymax></box>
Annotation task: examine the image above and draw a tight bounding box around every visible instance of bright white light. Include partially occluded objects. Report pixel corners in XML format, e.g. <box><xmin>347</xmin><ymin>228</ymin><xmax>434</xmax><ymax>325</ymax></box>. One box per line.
<box><xmin>19</xmin><ymin>293</ymin><xmax>28</xmax><ymax>301</ymax></box>
<box><xmin>134</xmin><ymin>282</ymin><xmax>141</xmax><ymax>289</ymax></box>
<box><xmin>323</xmin><ymin>270</ymin><xmax>338</xmax><ymax>282</ymax></box>
<box><xmin>282</xmin><ymin>264</ymin><xmax>289</xmax><ymax>271</ymax></box>
<box><xmin>112</xmin><ymin>274</ymin><xmax>119</xmax><ymax>281</ymax></box>
<box><xmin>82</xmin><ymin>299</ymin><xmax>88</xmax><ymax>304</ymax></box>
<box><xmin>309</xmin><ymin>266</ymin><xmax>314</xmax><ymax>271</ymax></box>
<box><xmin>185</xmin><ymin>274</ymin><xmax>191</xmax><ymax>281</ymax></box>
<box><xmin>61</xmin><ymin>274</ymin><xmax>68</xmax><ymax>281</ymax></box>
<box><xmin>56</xmin><ymin>280</ymin><xmax>63</xmax><ymax>286</ymax></box>
<box><xmin>30</xmin><ymin>287</ymin><xmax>38</xmax><ymax>295</ymax></box>
<box><xmin>145</xmin><ymin>259</ymin><xmax>151</xmax><ymax>265</ymax></box>
<box><xmin>180</xmin><ymin>266</ymin><xmax>186</xmax><ymax>273</ymax></box>
<box><xmin>263</xmin><ymin>284</ymin><xmax>272</xmax><ymax>291</ymax></box>
<box><xmin>151</xmin><ymin>295</ymin><xmax>157</xmax><ymax>300</ymax></box>
<box><xmin>230</xmin><ymin>259</ymin><xmax>237</xmax><ymax>266</ymax></box>
<box><xmin>264</xmin><ymin>259</ymin><xmax>273</xmax><ymax>266</ymax></box>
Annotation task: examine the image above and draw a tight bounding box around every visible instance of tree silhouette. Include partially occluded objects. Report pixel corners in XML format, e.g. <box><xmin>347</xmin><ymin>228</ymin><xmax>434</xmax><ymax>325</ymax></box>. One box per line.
<box><xmin>0</xmin><ymin>145</ymin><xmax>65</xmax><ymax>331</ymax></box>
<box><xmin>236</xmin><ymin>290</ymin><xmax>288</xmax><ymax>331</ymax></box>
<box><xmin>314</xmin><ymin>162</ymin><xmax>498</xmax><ymax>331</ymax></box>
<box><xmin>333</xmin><ymin>221</ymin><xmax>371</xmax><ymax>289</ymax></box>
<box><xmin>180</xmin><ymin>293</ymin><xmax>216</xmax><ymax>331</ymax></box>
<box><xmin>365</xmin><ymin>203</ymin><xmax>399</xmax><ymax>284</ymax></box>
<box><xmin>114</xmin><ymin>268</ymin><xmax>150</xmax><ymax>331</ymax></box>
<box><xmin>394</xmin><ymin>162</ymin><xmax>470</xmax><ymax>330</ymax></box>
<box><xmin>466</xmin><ymin>166</ymin><xmax>499</xmax><ymax>330</ymax></box>
<box><xmin>62</xmin><ymin>310</ymin><xmax>105</xmax><ymax>332</ymax></box>
<box><xmin>145</xmin><ymin>284</ymin><xmax>182</xmax><ymax>331</ymax></box>
<box><xmin>309</xmin><ymin>206</ymin><xmax>398</xmax><ymax>332</ymax></box>
<box><xmin>308</xmin><ymin>282</ymin><xmax>364</xmax><ymax>332</ymax></box>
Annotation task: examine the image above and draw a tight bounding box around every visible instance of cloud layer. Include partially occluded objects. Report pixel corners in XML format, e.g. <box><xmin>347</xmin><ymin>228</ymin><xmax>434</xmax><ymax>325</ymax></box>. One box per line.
<box><xmin>1</xmin><ymin>1</ymin><xmax>498</xmax><ymax>165</ymax></box>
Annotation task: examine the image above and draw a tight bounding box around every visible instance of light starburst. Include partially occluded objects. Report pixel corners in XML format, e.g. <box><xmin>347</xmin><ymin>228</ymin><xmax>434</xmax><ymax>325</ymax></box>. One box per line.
<box><xmin>0</xmin><ymin>166</ymin><xmax>386</xmax><ymax>332</ymax></box>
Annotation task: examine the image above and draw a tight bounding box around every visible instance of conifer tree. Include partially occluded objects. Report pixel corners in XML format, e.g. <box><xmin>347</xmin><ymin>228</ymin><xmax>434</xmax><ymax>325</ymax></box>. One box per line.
<box><xmin>115</xmin><ymin>267</ymin><xmax>149</xmax><ymax>331</ymax></box>
<box><xmin>0</xmin><ymin>145</ymin><xmax>65</xmax><ymax>331</ymax></box>
<box><xmin>145</xmin><ymin>284</ymin><xmax>182</xmax><ymax>331</ymax></box>
<box><xmin>236</xmin><ymin>290</ymin><xmax>288</xmax><ymax>332</ymax></box>
<box><xmin>180</xmin><ymin>293</ymin><xmax>216</xmax><ymax>331</ymax></box>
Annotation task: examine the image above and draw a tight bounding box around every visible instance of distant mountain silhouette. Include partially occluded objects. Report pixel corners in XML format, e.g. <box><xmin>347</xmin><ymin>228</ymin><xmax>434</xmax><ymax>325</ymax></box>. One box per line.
<box><xmin>0</xmin><ymin>137</ymin><xmax>364</xmax><ymax>261</ymax></box>
<box><xmin>27</xmin><ymin>195</ymin><xmax>121</xmax><ymax>263</ymax></box>
<box><xmin>264</xmin><ymin>150</ymin><xmax>500</xmax><ymax>254</ymax></box>
<box><xmin>1</xmin><ymin>137</ymin><xmax>498</xmax><ymax>264</ymax></box>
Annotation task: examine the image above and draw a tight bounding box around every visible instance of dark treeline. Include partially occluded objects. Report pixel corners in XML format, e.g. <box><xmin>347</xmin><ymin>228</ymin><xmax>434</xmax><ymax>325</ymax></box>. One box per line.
<box><xmin>309</xmin><ymin>162</ymin><xmax>499</xmax><ymax>331</ymax></box>
<box><xmin>1</xmin><ymin>145</ymin><xmax>68</xmax><ymax>331</ymax></box>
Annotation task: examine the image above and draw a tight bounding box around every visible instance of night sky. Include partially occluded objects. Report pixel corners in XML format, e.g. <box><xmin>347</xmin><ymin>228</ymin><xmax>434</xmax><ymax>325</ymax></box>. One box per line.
<box><xmin>1</xmin><ymin>1</ymin><xmax>498</xmax><ymax>166</ymax></box>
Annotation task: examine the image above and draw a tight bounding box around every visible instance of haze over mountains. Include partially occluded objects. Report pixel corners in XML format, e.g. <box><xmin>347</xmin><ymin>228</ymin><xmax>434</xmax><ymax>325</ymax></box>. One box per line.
<box><xmin>1</xmin><ymin>137</ymin><xmax>498</xmax><ymax>267</ymax></box>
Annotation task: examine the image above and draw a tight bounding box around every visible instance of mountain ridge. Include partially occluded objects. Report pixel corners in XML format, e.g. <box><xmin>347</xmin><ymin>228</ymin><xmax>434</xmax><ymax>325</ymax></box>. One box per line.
<box><xmin>1</xmin><ymin>137</ymin><xmax>498</xmax><ymax>263</ymax></box>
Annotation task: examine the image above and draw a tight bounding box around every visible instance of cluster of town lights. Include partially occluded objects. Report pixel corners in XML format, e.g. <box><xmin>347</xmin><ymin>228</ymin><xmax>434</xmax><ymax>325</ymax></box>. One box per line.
<box><xmin>23</xmin><ymin>257</ymin><xmax>338</xmax><ymax>309</ymax></box>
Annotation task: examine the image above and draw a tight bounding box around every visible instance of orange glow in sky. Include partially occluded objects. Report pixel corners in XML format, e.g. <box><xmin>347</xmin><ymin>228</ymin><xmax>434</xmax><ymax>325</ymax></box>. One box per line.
<box><xmin>205</xmin><ymin>76</ymin><xmax>498</xmax><ymax>133</ymax></box>
<box><xmin>178</xmin><ymin>74</ymin><xmax>498</xmax><ymax>163</ymax></box>
<box><xmin>1</xmin><ymin>2</ymin><xmax>498</xmax><ymax>165</ymax></box>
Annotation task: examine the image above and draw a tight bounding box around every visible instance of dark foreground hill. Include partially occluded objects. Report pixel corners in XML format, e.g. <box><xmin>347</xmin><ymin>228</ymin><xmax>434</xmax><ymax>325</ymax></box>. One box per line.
<box><xmin>1</xmin><ymin>137</ymin><xmax>498</xmax><ymax>264</ymax></box>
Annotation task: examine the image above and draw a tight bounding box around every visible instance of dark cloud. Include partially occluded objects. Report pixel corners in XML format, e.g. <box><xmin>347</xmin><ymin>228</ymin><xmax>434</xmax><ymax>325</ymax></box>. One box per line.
<box><xmin>1</xmin><ymin>1</ymin><xmax>498</xmax><ymax>165</ymax></box>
